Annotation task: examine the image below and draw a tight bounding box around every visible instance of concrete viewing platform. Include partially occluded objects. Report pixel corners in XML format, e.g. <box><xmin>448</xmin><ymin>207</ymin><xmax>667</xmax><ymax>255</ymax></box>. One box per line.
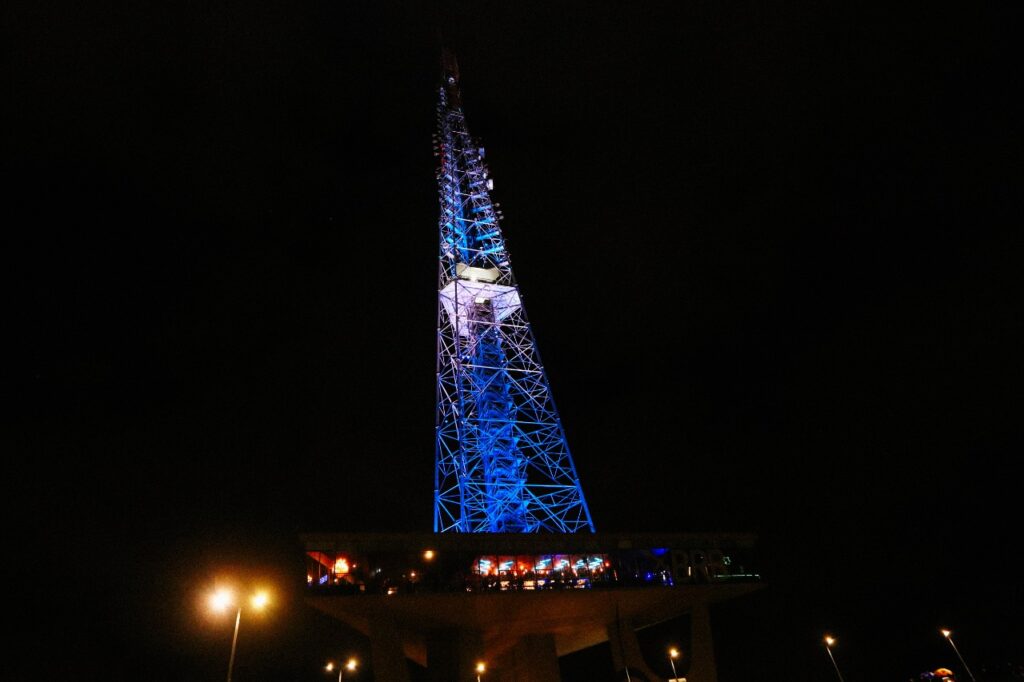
<box><xmin>302</xmin><ymin>532</ymin><xmax>763</xmax><ymax>682</ymax></box>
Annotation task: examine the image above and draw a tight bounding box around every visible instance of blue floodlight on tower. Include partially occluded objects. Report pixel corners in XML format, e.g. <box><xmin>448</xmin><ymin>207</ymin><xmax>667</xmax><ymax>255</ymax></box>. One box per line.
<box><xmin>433</xmin><ymin>52</ymin><xmax>594</xmax><ymax>533</ymax></box>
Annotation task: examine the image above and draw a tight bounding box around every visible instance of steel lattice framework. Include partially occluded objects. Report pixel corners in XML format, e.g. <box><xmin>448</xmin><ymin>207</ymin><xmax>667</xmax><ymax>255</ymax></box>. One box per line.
<box><xmin>433</xmin><ymin>54</ymin><xmax>594</xmax><ymax>533</ymax></box>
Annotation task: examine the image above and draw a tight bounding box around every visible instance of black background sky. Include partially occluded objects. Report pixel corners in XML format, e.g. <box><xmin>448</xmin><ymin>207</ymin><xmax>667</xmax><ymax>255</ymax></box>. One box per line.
<box><xmin>6</xmin><ymin>1</ymin><xmax>1022</xmax><ymax>680</ymax></box>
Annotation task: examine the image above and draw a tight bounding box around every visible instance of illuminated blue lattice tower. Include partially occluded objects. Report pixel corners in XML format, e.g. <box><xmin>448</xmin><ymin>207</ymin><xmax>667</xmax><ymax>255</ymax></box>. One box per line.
<box><xmin>433</xmin><ymin>53</ymin><xmax>594</xmax><ymax>533</ymax></box>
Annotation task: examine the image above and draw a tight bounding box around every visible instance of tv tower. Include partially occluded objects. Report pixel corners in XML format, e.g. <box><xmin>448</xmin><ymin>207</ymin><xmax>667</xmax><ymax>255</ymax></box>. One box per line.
<box><xmin>433</xmin><ymin>52</ymin><xmax>594</xmax><ymax>533</ymax></box>
<box><xmin>304</xmin><ymin>55</ymin><xmax>761</xmax><ymax>682</ymax></box>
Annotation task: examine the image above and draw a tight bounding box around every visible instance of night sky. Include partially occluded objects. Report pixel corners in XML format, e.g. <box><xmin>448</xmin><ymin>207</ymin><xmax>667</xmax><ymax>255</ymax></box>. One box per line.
<box><xmin>7</xmin><ymin>1</ymin><xmax>1022</xmax><ymax>680</ymax></box>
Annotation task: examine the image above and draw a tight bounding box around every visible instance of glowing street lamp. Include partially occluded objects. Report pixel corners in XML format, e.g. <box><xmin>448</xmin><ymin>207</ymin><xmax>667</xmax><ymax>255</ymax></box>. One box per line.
<box><xmin>823</xmin><ymin>635</ymin><xmax>845</xmax><ymax>682</ymax></box>
<box><xmin>325</xmin><ymin>657</ymin><xmax>358</xmax><ymax>681</ymax></box>
<box><xmin>209</xmin><ymin>587</ymin><xmax>271</xmax><ymax>682</ymax></box>
<box><xmin>475</xmin><ymin>661</ymin><xmax>486</xmax><ymax>682</ymax></box>
<box><xmin>940</xmin><ymin>629</ymin><xmax>977</xmax><ymax>682</ymax></box>
<box><xmin>668</xmin><ymin>647</ymin><xmax>681</xmax><ymax>680</ymax></box>
<box><xmin>251</xmin><ymin>591</ymin><xmax>269</xmax><ymax>610</ymax></box>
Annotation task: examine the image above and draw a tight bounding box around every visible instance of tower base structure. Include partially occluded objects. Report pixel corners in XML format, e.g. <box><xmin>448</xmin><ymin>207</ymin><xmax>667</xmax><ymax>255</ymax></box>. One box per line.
<box><xmin>302</xmin><ymin>532</ymin><xmax>762</xmax><ymax>681</ymax></box>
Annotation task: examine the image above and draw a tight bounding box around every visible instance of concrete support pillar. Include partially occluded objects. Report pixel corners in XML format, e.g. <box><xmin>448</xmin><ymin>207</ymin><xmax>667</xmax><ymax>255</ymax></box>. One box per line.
<box><xmin>503</xmin><ymin>633</ymin><xmax>560</xmax><ymax>682</ymax></box>
<box><xmin>687</xmin><ymin>601</ymin><xmax>717</xmax><ymax>682</ymax></box>
<box><xmin>426</xmin><ymin>628</ymin><xmax>484</xmax><ymax>682</ymax></box>
<box><xmin>606</xmin><ymin>618</ymin><xmax>661</xmax><ymax>681</ymax></box>
<box><xmin>367</xmin><ymin>614</ymin><xmax>412</xmax><ymax>682</ymax></box>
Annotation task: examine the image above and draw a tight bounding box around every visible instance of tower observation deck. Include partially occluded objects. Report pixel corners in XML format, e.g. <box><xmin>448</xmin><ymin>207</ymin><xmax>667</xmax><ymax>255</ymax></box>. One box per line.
<box><xmin>433</xmin><ymin>51</ymin><xmax>593</xmax><ymax>534</ymax></box>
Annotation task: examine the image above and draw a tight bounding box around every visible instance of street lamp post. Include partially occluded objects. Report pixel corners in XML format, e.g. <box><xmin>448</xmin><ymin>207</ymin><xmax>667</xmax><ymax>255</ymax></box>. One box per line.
<box><xmin>326</xmin><ymin>658</ymin><xmax>358</xmax><ymax>681</ymax></box>
<box><xmin>824</xmin><ymin>636</ymin><xmax>845</xmax><ymax>682</ymax></box>
<box><xmin>210</xmin><ymin>588</ymin><xmax>270</xmax><ymax>682</ymax></box>
<box><xmin>941</xmin><ymin>629</ymin><xmax>977</xmax><ymax>682</ymax></box>
<box><xmin>226</xmin><ymin>605</ymin><xmax>241</xmax><ymax>682</ymax></box>
<box><xmin>668</xmin><ymin>647</ymin><xmax>681</xmax><ymax>681</ymax></box>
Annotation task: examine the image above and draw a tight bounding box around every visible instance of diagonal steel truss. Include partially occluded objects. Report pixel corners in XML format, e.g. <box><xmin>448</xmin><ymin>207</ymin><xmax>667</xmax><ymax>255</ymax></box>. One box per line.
<box><xmin>433</xmin><ymin>58</ymin><xmax>594</xmax><ymax>533</ymax></box>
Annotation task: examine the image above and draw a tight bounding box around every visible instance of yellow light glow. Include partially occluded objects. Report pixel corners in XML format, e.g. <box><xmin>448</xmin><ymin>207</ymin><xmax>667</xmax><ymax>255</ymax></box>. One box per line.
<box><xmin>251</xmin><ymin>591</ymin><xmax>269</xmax><ymax>610</ymax></box>
<box><xmin>669</xmin><ymin>647</ymin><xmax>680</xmax><ymax>658</ymax></box>
<box><xmin>345</xmin><ymin>658</ymin><xmax>358</xmax><ymax>671</ymax></box>
<box><xmin>334</xmin><ymin>557</ymin><xmax>350</xmax><ymax>575</ymax></box>
<box><xmin>941</xmin><ymin>628</ymin><xmax>951</xmax><ymax>638</ymax></box>
<box><xmin>210</xmin><ymin>588</ymin><xmax>234</xmax><ymax>612</ymax></box>
<box><xmin>475</xmin><ymin>661</ymin><xmax>486</xmax><ymax>674</ymax></box>
<box><xmin>824</xmin><ymin>636</ymin><xmax>835</xmax><ymax>646</ymax></box>
<box><xmin>424</xmin><ymin>550</ymin><xmax>435</xmax><ymax>560</ymax></box>
<box><xmin>326</xmin><ymin>661</ymin><xmax>335</xmax><ymax>672</ymax></box>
